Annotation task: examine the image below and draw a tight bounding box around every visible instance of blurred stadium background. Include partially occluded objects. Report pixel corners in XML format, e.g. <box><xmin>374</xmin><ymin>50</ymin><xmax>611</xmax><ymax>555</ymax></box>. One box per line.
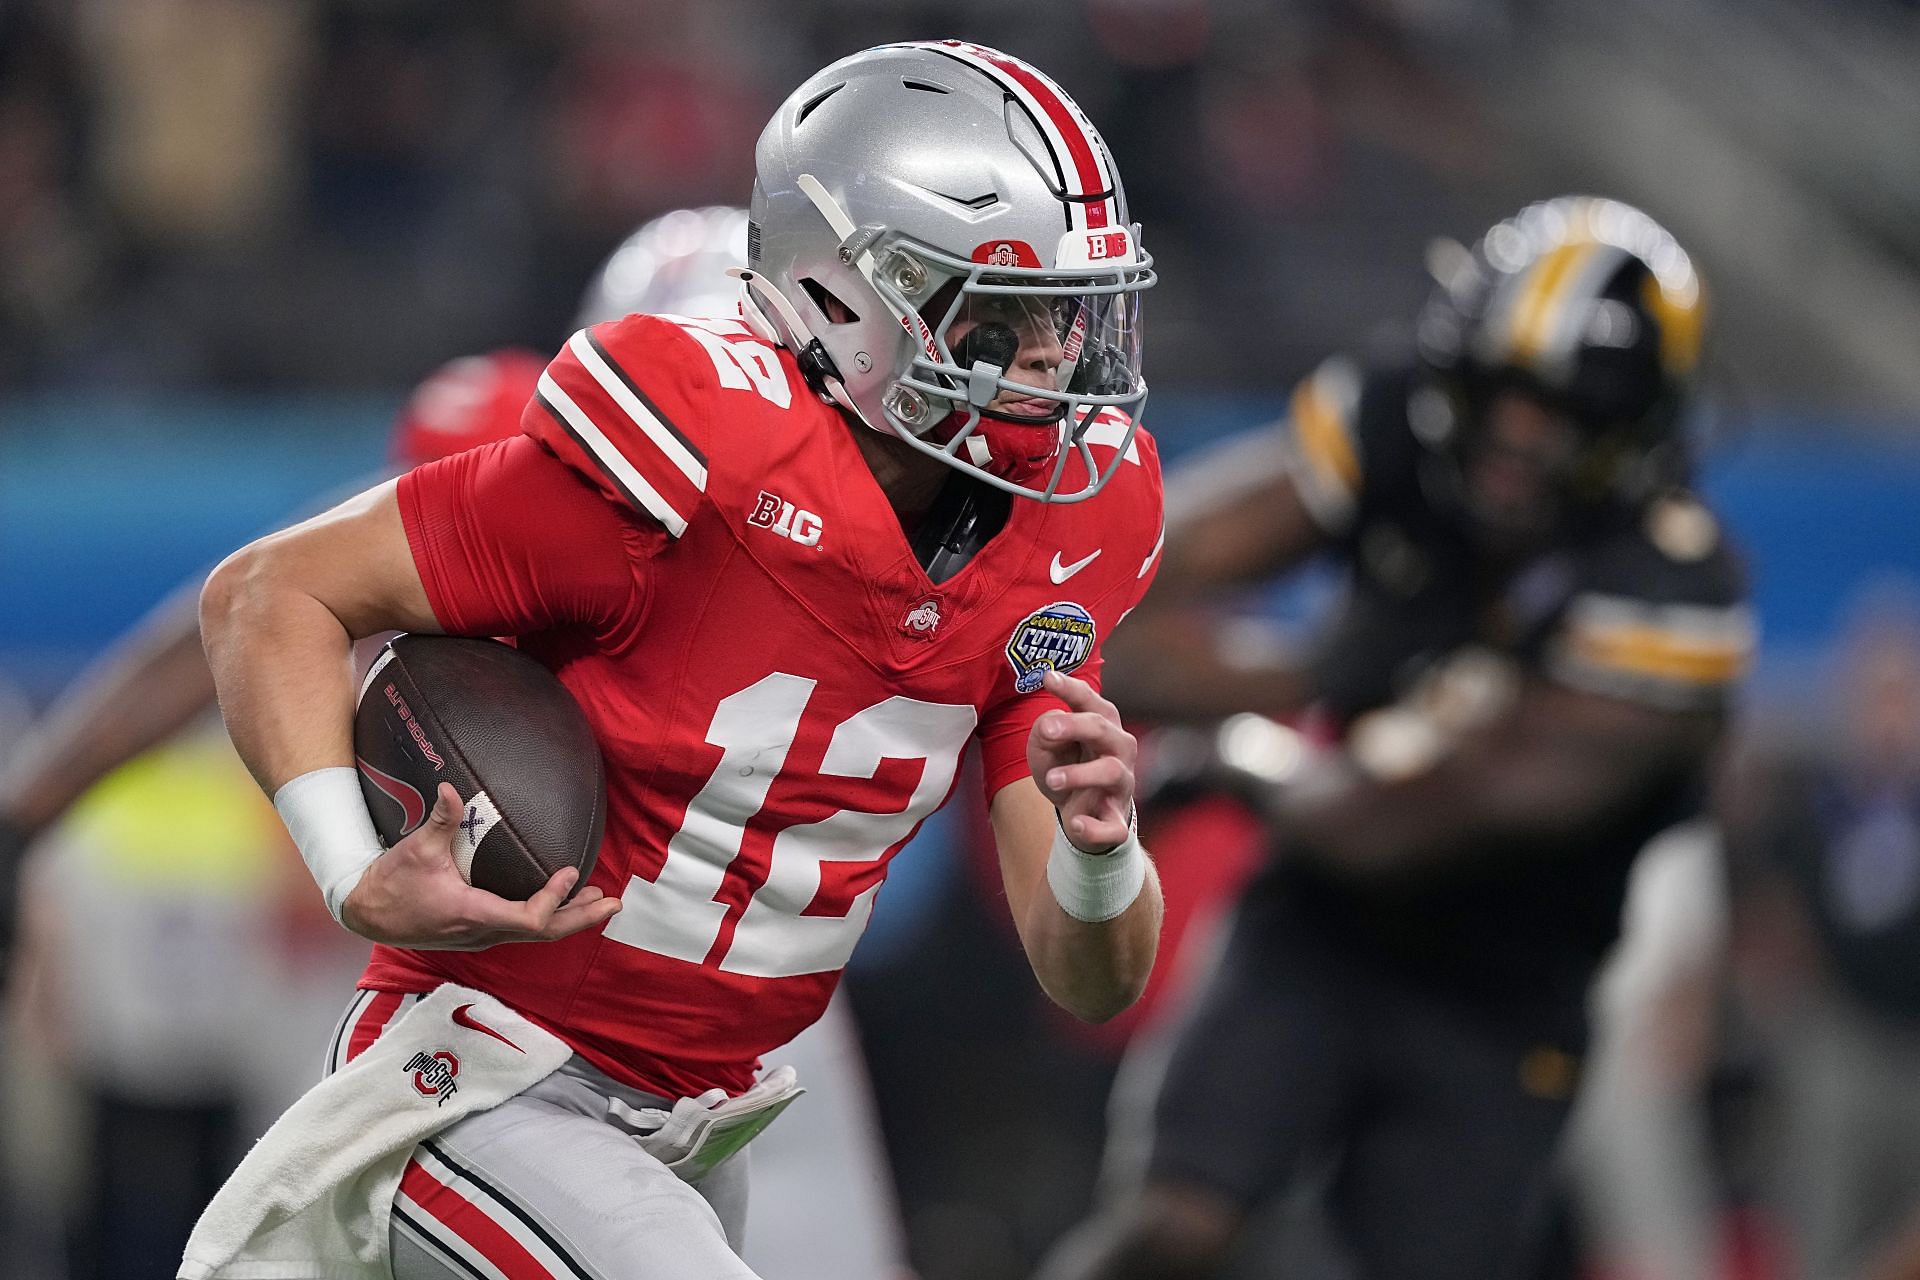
<box><xmin>2</xmin><ymin>2</ymin><xmax>1918</xmax><ymax>1279</ymax></box>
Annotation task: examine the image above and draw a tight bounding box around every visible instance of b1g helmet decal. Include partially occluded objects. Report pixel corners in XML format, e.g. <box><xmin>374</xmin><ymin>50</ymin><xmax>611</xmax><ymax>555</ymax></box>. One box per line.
<box><xmin>1006</xmin><ymin>602</ymin><xmax>1097</xmax><ymax>693</ymax></box>
<box><xmin>741</xmin><ymin>41</ymin><xmax>1154</xmax><ymax>504</ymax></box>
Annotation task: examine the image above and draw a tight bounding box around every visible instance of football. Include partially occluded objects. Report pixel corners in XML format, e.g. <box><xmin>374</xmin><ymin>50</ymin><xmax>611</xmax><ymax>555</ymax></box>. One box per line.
<box><xmin>353</xmin><ymin>634</ymin><xmax>606</xmax><ymax>901</ymax></box>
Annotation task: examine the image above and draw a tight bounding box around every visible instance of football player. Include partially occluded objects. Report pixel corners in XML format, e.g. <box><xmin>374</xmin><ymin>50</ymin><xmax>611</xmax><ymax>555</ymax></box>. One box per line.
<box><xmin>1</xmin><ymin>204</ymin><xmax>915</xmax><ymax>1277</ymax></box>
<box><xmin>1038</xmin><ymin>198</ymin><xmax>1754</xmax><ymax>1280</ymax></box>
<box><xmin>198</xmin><ymin>42</ymin><xmax>1166</xmax><ymax>1280</ymax></box>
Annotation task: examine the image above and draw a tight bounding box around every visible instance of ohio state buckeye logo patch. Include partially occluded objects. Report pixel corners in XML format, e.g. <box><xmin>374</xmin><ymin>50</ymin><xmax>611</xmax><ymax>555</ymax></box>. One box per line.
<box><xmin>403</xmin><ymin>1049</ymin><xmax>460</xmax><ymax>1106</ymax></box>
<box><xmin>900</xmin><ymin>598</ymin><xmax>942</xmax><ymax>639</ymax></box>
<box><xmin>1006</xmin><ymin>602</ymin><xmax>1096</xmax><ymax>693</ymax></box>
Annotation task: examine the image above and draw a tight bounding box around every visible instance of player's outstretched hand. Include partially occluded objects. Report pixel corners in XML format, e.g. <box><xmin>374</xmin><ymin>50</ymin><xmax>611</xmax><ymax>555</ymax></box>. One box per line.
<box><xmin>1029</xmin><ymin>668</ymin><xmax>1138</xmax><ymax>855</ymax></box>
<box><xmin>340</xmin><ymin>784</ymin><xmax>620</xmax><ymax>950</ymax></box>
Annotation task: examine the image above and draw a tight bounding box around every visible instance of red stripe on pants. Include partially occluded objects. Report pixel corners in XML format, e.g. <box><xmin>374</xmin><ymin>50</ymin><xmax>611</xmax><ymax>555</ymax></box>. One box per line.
<box><xmin>400</xmin><ymin>1157</ymin><xmax>556</xmax><ymax>1280</ymax></box>
<box><xmin>347</xmin><ymin>991</ymin><xmax>406</xmax><ymax>1064</ymax></box>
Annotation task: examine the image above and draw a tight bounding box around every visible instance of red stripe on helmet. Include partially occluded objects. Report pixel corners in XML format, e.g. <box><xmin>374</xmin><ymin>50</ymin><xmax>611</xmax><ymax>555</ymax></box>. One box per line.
<box><xmin>934</xmin><ymin>41</ymin><xmax>1115</xmax><ymax>230</ymax></box>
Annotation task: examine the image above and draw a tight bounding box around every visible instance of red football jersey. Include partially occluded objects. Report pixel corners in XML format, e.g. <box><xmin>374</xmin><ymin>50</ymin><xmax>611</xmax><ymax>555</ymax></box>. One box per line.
<box><xmin>364</xmin><ymin>314</ymin><xmax>1164</xmax><ymax>1099</ymax></box>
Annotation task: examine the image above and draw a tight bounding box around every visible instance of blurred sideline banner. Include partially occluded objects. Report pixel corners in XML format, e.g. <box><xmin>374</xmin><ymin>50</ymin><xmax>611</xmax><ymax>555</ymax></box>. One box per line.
<box><xmin>4</xmin><ymin>393</ymin><xmax>1917</xmax><ymax>696</ymax></box>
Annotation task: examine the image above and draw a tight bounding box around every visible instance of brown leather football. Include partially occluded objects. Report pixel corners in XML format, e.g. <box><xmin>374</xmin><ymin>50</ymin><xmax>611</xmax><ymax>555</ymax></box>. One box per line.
<box><xmin>353</xmin><ymin>635</ymin><xmax>605</xmax><ymax>901</ymax></box>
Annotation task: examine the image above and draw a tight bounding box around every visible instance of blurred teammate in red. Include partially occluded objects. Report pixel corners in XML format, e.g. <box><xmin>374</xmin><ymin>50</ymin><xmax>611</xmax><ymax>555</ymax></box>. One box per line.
<box><xmin>197</xmin><ymin>41</ymin><xmax>1165</xmax><ymax>1280</ymax></box>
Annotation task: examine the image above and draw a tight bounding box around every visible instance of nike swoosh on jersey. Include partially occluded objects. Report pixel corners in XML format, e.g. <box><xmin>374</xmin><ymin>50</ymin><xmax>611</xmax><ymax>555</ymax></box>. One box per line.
<box><xmin>451</xmin><ymin>1003</ymin><xmax>523</xmax><ymax>1053</ymax></box>
<box><xmin>1050</xmin><ymin>549</ymin><xmax>1102</xmax><ymax>583</ymax></box>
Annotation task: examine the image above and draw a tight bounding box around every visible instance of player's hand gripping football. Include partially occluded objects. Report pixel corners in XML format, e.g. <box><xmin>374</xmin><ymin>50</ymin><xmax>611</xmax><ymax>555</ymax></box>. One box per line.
<box><xmin>341</xmin><ymin>783</ymin><xmax>621</xmax><ymax>949</ymax></box>
<box><xmin>1029</xmin><ymin>669</ymin><xmax>1138</xmax><ymax>854</ymax></box>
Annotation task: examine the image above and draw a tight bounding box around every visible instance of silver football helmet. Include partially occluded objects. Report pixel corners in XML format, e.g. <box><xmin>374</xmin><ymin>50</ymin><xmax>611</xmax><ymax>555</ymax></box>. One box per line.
<box><xmin>576</xmin><ymin>205</ymin><xmax>750</xmax><ymax>328</ymax></box>
<box><xmin>740</xmin><ymin>40</ymin><xmax>1154</xmax><ymax>503</ymax></box>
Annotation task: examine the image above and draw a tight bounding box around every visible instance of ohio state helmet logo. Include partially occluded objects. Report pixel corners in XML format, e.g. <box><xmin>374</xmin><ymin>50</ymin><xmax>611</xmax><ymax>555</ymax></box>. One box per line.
<box><xmin>970</xmin><ymin>240</ymin><xmax>1043</xmax><ymax>268</ymax></box>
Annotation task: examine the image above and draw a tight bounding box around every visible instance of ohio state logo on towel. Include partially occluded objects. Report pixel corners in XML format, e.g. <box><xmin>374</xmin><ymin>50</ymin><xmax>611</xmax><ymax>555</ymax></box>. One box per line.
<box><xmin>404</xmin><ymin>1049</ymin><xmax>460</xmax><ymax>1106</ymax></box>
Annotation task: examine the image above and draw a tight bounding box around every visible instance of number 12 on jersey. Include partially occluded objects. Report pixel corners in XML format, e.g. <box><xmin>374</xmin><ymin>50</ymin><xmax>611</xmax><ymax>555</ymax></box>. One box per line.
<box><xmin>602</xmin><ymin>673</ymin><xmax>976</xmax><ymax>978</ymax></box>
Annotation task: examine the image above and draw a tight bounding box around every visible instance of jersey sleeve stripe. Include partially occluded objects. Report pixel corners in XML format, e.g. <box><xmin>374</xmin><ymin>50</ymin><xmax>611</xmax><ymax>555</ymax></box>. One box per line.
<box><xmin>572</xmin><ymin>329</ymin><xmax>709</xmax><ymax>483</ymax></box>
<box><xmin>535</xmin><ymin>375</ymin><xmax>689</xmax><ymax>538</ymax></box>
<box><xmin>1550</xmin><ymin>595</ymin><xmax>1756</xmax><ymax>700</ymax></box>
<box><xmin>544</xmin><ymin>340</ymin><xmax>703</xmax><ymax>518</ymax></box>
<box><xmin>1566</xmin><ymin>594</ymin><xmax>1757</xmax><ymax>646</ymax></box>
<box><xmin>1564</xmin><ymin>624</ymin><xmax>1750</xmax><ymax>684</ymax></box>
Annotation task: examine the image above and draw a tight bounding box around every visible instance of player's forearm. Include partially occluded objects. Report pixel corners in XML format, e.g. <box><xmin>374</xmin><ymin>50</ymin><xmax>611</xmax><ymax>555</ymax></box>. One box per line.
<box><xmin>0</xmin><ymin>587</ymin><xmax>214</xmax><ymax>834</ymax></box>
<box><xmin>1021</xmin><ymin>865</ymin><xmax>1162</xmax><ymax>1023</ymax></box>
<box><xmin>199</xmin><ymin>538</ymin><xmax>361</xmax><ymax>796</ymax></box>
<box><xmin>1273</xmin><ymin>750</ymin><xmax>1603</xmax><ymax>880</ymax></box>
<box><xmin>1273</xmin><ymin>714</ymin><xmax>1707</xmax><ymax>881</ymax></box>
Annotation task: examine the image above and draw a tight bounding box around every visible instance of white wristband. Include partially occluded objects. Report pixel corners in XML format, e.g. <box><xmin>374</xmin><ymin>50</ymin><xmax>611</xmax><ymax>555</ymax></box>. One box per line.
<box><xmin>274</xmin><ymin>767</ymin><xmax>386</xmax><ymax>925</ymax></box>
<box><xmin>1046</xmin><ymin>811</ymin><xmax>1148</xmax><ymax>924</ymax></box>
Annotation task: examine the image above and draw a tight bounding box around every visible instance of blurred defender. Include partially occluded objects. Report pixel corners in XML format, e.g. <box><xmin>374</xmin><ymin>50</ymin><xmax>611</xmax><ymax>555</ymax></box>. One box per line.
<box><xmin>1039</xmin><ymin>198</ymin><xmax>1753</xmax><ymax>1280</ymax></box>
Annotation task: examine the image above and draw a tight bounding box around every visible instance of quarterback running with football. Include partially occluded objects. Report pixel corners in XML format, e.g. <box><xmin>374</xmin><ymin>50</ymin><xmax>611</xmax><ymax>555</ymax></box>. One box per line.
<box><xmin>198</xmin><ymin>41</ymin><xmax>1165</xmax><ymax>1279</ymax></box>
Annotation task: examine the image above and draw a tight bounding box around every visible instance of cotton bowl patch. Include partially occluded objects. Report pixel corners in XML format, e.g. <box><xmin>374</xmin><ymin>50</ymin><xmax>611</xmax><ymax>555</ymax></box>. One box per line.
<box><xmin>1006</xmin><ymin>602</ymin><xmax>1097</xmax><ymax>693</ymax></box>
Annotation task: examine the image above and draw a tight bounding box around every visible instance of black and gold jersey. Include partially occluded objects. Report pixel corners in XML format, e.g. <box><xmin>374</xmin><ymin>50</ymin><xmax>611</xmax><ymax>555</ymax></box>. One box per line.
<box><xmin>1261</xmin><ymin>351</ymin><xmax>1754</xmax><ymax>995</ymax></box>
<box><xmin>1278</xmin><ymin>350</ymin><xmax>1751</xmax><ymax>725</ymax></box>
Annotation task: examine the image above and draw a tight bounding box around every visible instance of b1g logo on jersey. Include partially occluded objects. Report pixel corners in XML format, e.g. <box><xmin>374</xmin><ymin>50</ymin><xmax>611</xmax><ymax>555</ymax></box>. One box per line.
<box><xmin>1006</xmin><ymin>602</ymin><xmax>1097</xmax><ymax>693</ymax></box>
<box><xmin>403</xmin><ymin>1049</ymin><xmax>460</xmax><ymax>1106</ymax></box>
<box><xmin>748</xmin><ymin>491</ymin><xmax>824</xmax><ymax>548</ymax></box>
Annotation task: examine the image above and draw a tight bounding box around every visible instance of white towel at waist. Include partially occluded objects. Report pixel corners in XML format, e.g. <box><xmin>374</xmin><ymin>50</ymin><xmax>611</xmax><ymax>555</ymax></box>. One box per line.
<box><xmin>179</xmin><ymin>983</ymin><xmax>571</xmax><ymax>1280</ymax></box>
